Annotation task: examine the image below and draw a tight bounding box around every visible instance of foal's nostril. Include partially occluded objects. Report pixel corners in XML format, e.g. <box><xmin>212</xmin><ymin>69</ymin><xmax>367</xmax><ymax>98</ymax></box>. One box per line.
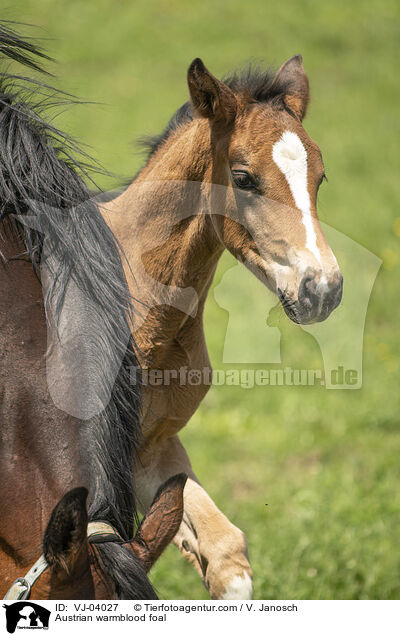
<box><xmin>295</xmin><ymin>271</ymin><xmax>343</xmax><ymax>323</ymax></box>
<box><xmin>298</xmin><ymin>275</ymin><xmax>319</xmax><ymax>309</ymax></box>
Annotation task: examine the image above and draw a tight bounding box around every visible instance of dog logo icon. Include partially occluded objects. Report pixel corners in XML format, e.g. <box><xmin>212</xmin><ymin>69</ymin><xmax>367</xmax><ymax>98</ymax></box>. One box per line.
<box><xmin>3</xmin><ymin>602</ymin><xmax>50</xmax><ymax>633</ymax></box>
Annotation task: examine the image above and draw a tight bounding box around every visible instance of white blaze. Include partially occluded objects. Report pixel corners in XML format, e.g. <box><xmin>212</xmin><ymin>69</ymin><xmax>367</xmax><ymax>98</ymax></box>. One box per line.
<box><xmin>272</xmin><ymin>130</ymin><xmax>321</xmax><ymax>264</ymax></box>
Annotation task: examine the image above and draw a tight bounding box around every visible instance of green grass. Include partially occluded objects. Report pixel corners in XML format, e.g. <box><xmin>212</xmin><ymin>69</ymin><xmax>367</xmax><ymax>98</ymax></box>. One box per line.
<box><xmin>10</xmin><ymin>0</ymin><xmax>400</xmax><ymax>598</ymax></box>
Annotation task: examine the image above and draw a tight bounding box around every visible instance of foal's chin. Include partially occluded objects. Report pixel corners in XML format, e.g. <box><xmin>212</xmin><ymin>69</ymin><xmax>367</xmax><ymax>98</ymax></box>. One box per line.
<box><xmin>280</xmin><ymin>298</ymin><xmax>339</xmax><ymax>325</ymax></box>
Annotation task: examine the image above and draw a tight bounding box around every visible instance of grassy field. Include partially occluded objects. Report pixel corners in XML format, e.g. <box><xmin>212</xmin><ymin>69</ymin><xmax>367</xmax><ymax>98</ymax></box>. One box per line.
<box><xmin>10</xmin><ymin>0</ymin><xmax>400</xmax><ymax>598</ymax></box>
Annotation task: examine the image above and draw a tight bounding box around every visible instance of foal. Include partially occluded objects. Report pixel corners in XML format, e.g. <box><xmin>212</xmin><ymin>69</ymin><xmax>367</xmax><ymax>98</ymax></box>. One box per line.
<box><xmin>102</xmin><ymin>55</ymin><xmax>342</xmax><ymax>598</ymax></box>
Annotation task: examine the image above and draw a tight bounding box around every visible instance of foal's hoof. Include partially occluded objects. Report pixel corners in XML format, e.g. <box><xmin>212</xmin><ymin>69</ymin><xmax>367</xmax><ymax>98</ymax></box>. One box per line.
<box><xmin>206</xmin><ymin>564</ymin><xmax>253</xmax><ymax>600</ymax></box>
<box><xmin>220</xmin><ymin>571</ymin><xmax>253</xmax><ymax>600</ymax></box>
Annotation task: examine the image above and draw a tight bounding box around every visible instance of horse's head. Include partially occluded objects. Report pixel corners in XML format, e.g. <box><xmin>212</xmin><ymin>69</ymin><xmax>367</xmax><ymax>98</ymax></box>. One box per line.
<box><xmin>188</xmin><ymin>56</ymin><xmax>342</xmax><ymax>324</ymax></box>
<box><xmin>28</xmin><ymin>474</ymin><xmax>186</xmax><ymax>599</ymax></box>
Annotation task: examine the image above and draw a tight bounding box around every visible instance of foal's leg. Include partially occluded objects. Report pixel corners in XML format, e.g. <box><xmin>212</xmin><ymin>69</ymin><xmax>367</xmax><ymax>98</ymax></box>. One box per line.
<box><xmin>136</xmin><ymin>435</ymin><xmax>253</xmax><ymax>599</ymax></box>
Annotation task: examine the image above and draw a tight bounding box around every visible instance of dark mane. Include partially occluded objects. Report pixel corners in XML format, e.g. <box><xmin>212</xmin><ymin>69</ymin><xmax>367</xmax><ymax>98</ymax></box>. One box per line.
<box><xmin>0</xmin><ymin>22</ymin><xmax>155</xmax><ymax>598</ymax></box>
<box><xmin>223</xmin><ymin>64</ymin><xmax>291</xmax><ymax>104</ymax></box>
<box><xmin>0</xmin><ymin>21</ymin><xmax>52</xmax><ymax>72</ymax></box>
<box><xmin>140</xmin><ymin>63</ymin><xmax>291</xmax><ymax>161</ymax></box>
<box><xmin>90</xmin><ymin>543</ymin><xmax>156</xmax><ymax>599</ymax></box>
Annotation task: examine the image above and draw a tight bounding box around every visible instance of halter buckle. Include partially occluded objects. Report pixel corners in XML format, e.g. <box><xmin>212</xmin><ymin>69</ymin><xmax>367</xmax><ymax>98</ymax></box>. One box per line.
<box><xmin>4</xmin><ymin>577</ymin><xmax>31</xmax><ymax>600</ymax></box>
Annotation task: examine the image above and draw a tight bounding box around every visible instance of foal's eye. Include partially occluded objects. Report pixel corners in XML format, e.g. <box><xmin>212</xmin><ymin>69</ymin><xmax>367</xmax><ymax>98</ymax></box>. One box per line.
<box><xmin>231</xmin><ymin>170</ymin><xmax>256</xmax><ymax>190</ymax></box>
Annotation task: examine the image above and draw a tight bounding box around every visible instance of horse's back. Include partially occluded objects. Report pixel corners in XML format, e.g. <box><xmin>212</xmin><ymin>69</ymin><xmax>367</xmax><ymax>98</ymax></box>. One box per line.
<box><xmin>0</xmin><ymin>234</ymin><xmax>85</xmax><ymax>594</ymax></box>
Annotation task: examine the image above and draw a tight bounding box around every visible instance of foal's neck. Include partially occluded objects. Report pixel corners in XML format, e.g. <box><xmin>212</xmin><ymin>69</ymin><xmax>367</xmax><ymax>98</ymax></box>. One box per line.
<box><xmin>105</xmin><ymin>119</ymin><xmax>225</xmax><ymax>349</ymax></box>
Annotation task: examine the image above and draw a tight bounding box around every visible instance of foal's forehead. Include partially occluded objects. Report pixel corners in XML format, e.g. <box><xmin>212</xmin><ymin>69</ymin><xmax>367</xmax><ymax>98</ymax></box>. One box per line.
<box><xmin>231</xmin><ymin>104</ymin><xmax>324</xmax><ymax>173</ymax></box>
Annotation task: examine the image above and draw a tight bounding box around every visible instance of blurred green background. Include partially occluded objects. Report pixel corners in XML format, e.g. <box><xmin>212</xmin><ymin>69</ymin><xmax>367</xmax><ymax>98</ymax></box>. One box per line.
<box><xmin>10</xmin><ymin>0</ymin><xmax>400</xmax><ymax>598</ymax></box>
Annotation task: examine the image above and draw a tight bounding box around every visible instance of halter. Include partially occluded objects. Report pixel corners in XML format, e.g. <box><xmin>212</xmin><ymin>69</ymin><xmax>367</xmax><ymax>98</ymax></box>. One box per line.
<box><xmin>3</xmin><ymin>521</ymin><xmax>121</xmax><ymax>600</ymax></box>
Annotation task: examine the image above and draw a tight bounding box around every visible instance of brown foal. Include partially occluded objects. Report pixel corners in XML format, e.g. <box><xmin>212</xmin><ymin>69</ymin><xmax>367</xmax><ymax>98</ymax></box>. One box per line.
<box><xmin>101</xmin><ymin>55</ymin><xmax>342</xmax><ymax>598</ymax></box>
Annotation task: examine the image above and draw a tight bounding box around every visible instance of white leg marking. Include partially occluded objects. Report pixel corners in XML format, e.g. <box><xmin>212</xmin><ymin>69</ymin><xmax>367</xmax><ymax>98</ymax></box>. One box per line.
<box><xmin>221</xmin><ymin>572</ymin><xmax>253</xmax><ymax>600</ymax></box>
<box><xmin>272</xmin><ymin>130</ymin><xmax>321</xmax><ymax>264</ymax></box>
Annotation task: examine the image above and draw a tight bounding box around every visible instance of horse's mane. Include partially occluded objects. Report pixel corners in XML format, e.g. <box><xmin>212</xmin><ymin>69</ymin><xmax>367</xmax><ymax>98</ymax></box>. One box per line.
<box><xmin>140</xmin><ymin>63</ymin><xmax>292</xmax><ymax>161</ymax></box>
<box><xmin>0</xmin><ymin>21</ymin><xmax>155</xmax><ymax>599</ymax></box>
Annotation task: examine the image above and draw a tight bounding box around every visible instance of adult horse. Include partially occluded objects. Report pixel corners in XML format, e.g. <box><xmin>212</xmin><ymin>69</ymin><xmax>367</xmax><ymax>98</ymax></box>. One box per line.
<box><xmin>0</xmin><ymin>23</ymin><xmax>185</xmax><ymax>599</ymax></box>
<box><xmin>101</xmin><ymin>56</ymin><xmax>343</xmax><ymax>598</ymax></box>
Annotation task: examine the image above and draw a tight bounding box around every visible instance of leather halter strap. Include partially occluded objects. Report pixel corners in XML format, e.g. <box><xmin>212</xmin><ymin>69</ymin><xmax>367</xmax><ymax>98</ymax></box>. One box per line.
<box><xmin>3</xmin><ymin>521</ymin><xmax>121</xmax><ymax>600</ymax></box>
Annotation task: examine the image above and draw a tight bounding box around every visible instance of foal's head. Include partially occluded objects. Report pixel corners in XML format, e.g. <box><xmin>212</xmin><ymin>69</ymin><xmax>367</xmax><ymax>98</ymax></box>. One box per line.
<box><xmin>187</xmin><ymin>56</ymin><xmax>342</xmax><ymax>324</ymax></box>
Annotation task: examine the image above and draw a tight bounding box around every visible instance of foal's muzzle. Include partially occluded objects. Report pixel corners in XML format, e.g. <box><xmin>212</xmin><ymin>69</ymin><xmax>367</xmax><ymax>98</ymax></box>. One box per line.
<box><xmin>280</xmin><ymin>271</ymin><xmax>343</xmax><ymax>325</ymax></box>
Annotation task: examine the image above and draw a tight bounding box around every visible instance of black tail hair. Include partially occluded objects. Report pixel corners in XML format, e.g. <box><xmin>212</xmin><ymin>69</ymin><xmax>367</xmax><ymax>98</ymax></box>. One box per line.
<box><xmin>0</xmin><ymin>22</ymin><xmax>155</xmax><ymax>598</ymax></box>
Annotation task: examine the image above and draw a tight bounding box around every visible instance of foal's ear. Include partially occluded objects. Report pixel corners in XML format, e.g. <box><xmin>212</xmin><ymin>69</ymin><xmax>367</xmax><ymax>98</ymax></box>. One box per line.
<box><xmin>187</xmin><ymin>58</ymin><xmax>237</xmax><ymax>124</ymax></box>
<box><xmin>43</xmin><ymin>487</ymin><xmax>89</xmax><ymax>573</ymax></box>
<box><xmin>275</xmin><ymin>54</ymin><xmax>310</xmax><ymax>121</ymax></box>
<box><xmin>131</xmin><ymin>473</ymin><xmax>187</xmax><ymax>572</ymax></box>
